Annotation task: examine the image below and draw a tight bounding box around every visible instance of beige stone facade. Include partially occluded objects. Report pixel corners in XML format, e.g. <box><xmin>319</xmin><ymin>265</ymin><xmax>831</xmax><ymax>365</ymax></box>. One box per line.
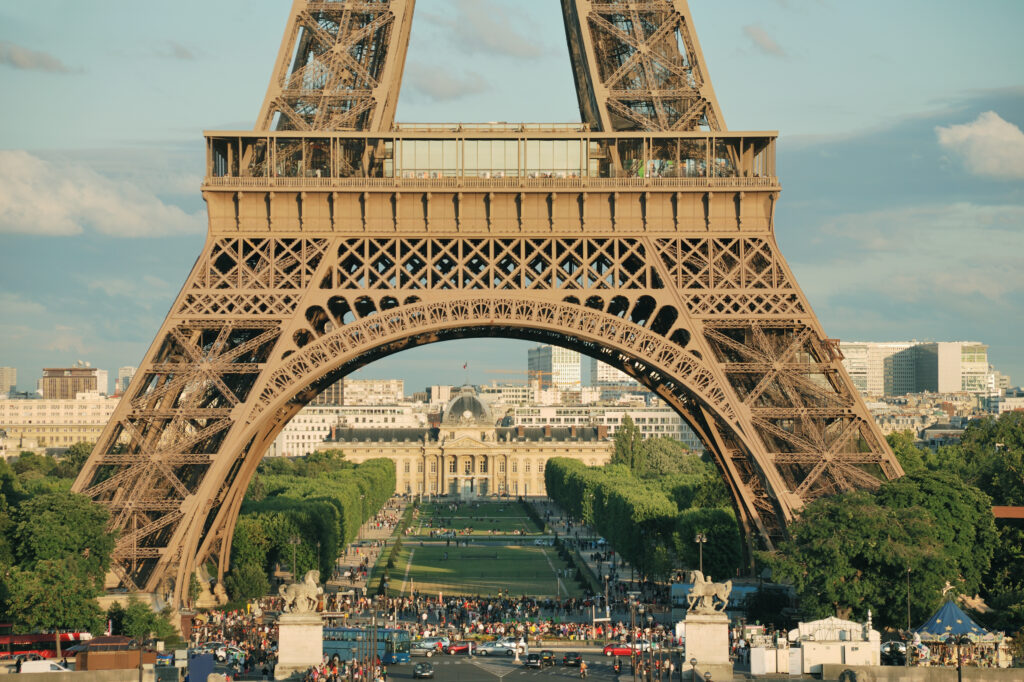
<box><xmin>319</xmin><ymin>386</ymin><xmax>612</xmax><ymax>497</ymax></box>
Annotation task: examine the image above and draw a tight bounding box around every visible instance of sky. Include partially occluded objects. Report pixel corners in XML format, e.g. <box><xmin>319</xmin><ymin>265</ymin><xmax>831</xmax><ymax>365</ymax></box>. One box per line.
<box><xmin>1</xmin><ymin>0</ymin><xmax>1023</xmax><ymax>393</ymax></box>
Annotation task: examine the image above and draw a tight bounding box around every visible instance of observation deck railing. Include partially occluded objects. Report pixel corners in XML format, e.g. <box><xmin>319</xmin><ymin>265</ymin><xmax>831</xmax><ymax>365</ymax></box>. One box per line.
<box><xmin>202</xmin><ymin>128</ymin><xmax>778</xmax><ymax>192</ymax></box>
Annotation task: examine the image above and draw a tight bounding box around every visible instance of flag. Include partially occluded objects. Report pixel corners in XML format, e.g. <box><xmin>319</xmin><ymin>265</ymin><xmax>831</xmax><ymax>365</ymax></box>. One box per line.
<box><xmin>463</xmin><ymin>363</ymin><xmax>467</xmax><ymax>369</ymax></box>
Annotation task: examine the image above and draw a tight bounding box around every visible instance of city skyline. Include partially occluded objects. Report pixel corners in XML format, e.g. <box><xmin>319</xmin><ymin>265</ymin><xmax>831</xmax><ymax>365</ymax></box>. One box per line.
<box><xmin>1</xmin><ymin>0</ymin><xmax>1023</xmax><ymax>390</ymax></box>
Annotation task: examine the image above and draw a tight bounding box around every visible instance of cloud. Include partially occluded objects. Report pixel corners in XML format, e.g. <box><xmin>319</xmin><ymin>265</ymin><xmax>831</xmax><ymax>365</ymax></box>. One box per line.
<box><xmin>0</xmin><ymin>150</ymin><xmax>206</xmax><ymax>237</ymax></box>
<box><xmin>936</xmin><ymin>111</ymin><xmax>1024</xmax><ymax>180</ymax></box>
<box><xmin>805</xmin><ymin>202</ymin><xmax>1024</xmax><ymax>303</ymax></box>
<box><xmin>162</xmin><ymin>42</ymin><xmax>196</xmax><ymax>60</ymax></box>
<box><xmin>86</xmin><ymin>275</ymin><xmax>171</xmax><ymax>300</ymax></box>
<box><xmin>743</xmin><ymin>25</ymin><xmax>786</xmax><ymax>58</ymax></box>
<box><xmin>404</xmin><ymin>64</ymin><xmax>488</xmax><ymax>102</ymax></box>
<box><xmin>0</xmin><ymin>41</ymin><xmax>73</xmax><ymax>73</ymax></box>
<box><xmin>422</xmin><ymin>0</ymin><xmax>546</xmax><ymax>59</ymax></box>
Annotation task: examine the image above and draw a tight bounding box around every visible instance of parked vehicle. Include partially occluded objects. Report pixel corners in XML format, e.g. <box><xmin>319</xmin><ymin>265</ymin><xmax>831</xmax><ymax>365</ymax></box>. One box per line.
<box><xmin>476</xmin><ymin>640</ymin><xmax>526</xmax><ymax>657</ymax></box>
<box><xmin>19</xmin><ymin>660</ymin><xmax>72</xmax><ymax>674</ymax></box>
<box><xmin>411</xmin><ymin>642</ymin><xmax>436</xmax><ymax>658</ymax></box>
<box><xmin>413</xmin><ymin>662</ymin><xmax>434</xmax><ymax>679</ymax></box>
<box><xmin>416</xmin><ymin>637</ymin><xmax>450</xmax><ymax>653</ymax></box>
<box><xmin>602</xmin><ymin>642</ymin><xmax>657</xmax><ymax>657</ymax></box>
<box><xmin>446</xmin><ymin>641</ymin><xmax>473</xmax><ymax>655</ymax></box>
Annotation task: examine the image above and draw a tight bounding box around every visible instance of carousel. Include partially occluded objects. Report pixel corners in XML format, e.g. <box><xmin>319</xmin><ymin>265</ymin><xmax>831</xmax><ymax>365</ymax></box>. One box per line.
<box><xmin>914</xmin><ymin>600</ymin><xmax>1011</xmax><ymax>669</ymax></box>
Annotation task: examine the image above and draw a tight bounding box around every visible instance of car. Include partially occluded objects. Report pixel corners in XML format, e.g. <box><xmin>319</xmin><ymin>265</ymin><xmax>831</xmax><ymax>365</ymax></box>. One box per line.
<box><xmin>476</xmin><ymin>640</ymin><xmax>526</xmax><ymax>657</ymax></box>
<box><xmin>602</xmin><ymin>642</ymin><xmax>656</xmax><ymax>657</ymax></box>
<box><xmin>524</xmin><ymin>654</ymin><xmax>542</xmax><ymax>668</ymax></box>
<box><xmin>881</xmin><ymin>641</ymin><xmax>907</xmax><ymax>666</ymax></box>
<box><xmin>563</xmin><ymin>652</ymin><xmax>583</xmax><ymax>666</ymax></box>
<box><xmin>411</xmin><ymin>643</ymin><xmax>436</xmax><ymax>658</ymax></box>
<box><xmin>18</xmin><ymin>660</ymin><xmax>73</xmax><ymax>674</ymax></box>
<box><xmin>417</xmin><ymin>637</ymin><xmax>451</xmax><ymax>652</ymax></box>
<box><xmin>539</xmin><ymin>650</ymin><xmax>556</xmax><ymax>667</ymax></box>
<box><xmin>413</xmin><ymin>662</ymin><xmax>434</xmax><ymax>679</ymax></box>
<box><xmin>447</xmin><ymin>641</ymin><xmax>473</xmax><ymax>655</ymax></box>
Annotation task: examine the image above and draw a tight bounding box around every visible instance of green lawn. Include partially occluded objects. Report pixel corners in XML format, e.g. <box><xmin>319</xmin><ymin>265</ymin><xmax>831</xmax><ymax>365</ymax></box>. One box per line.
<box><xmin>411</xmin><ymin>500</ymin><xmax>543</xmax><ymax>536</ymax></box>
<box><xmin>389</xmin><ymin>544</ymin><xmax>582</xmax><ymax>598</ymax></box>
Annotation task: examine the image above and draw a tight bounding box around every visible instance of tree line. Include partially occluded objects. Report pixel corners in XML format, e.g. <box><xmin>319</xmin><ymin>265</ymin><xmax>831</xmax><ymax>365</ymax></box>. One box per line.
<box><xmin>0</xmin><ymin>442</ymin><xmax>396</xmax><ymax>636</ymax></box>
<box><xmin>224</xmin><ymin>450</ymin><xmax>395</xmax><ymax>601</ymax></box>
<box><xmin>544</xmin><ymin>415</ymin><xmax>744</xmax><ymax>582</ymax></box>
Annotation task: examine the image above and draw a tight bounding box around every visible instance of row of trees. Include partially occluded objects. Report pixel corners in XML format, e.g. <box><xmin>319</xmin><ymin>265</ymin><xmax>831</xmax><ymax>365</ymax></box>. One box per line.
<box><xmin>224</xmin><ymin>451</ymin><xmax>395</xmax><ymax>601</ymax></box>
<box><xmin>762</xmin><ymin>412</ymin><xmax>1024</xmax><ymax>632</ymax></box>
<box><xmin>545</xmin><ymin>415</ymin><xmax>743</xmax><ymax>581</ymax></box>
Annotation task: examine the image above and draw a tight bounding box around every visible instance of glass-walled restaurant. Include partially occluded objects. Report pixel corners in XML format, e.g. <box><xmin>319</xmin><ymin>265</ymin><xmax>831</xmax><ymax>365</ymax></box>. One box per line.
<box><xmin>206</xmin><ymin>130</ymin><xmax>776</xmax><ymax>185</ymax></box>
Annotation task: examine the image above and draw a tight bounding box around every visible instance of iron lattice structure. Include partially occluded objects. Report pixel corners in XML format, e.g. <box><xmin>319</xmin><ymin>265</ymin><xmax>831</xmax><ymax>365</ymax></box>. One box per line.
<box><xmin>73</xmin><ymin>0</ymin><xmax>903</xmax><ymax>606</ymax></box>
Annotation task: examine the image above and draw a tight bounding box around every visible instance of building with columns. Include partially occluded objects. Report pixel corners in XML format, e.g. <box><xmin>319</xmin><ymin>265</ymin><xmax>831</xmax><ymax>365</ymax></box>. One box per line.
<box><xmin>319</xmin><ymin>385</ymin><xmax>613</xmax><ymax>498</ymax></box>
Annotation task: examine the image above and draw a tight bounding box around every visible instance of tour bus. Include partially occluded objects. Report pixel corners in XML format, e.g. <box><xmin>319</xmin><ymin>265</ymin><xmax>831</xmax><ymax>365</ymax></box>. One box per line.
<box><xmin>0</xmin><ymin>630</ymin><xmax>92</xmax><ymax>660</ymax></box>
<box><xmin>323</xmin><ymin>627</ymin><xmax>411</xmax><ymax>664</ymax></box>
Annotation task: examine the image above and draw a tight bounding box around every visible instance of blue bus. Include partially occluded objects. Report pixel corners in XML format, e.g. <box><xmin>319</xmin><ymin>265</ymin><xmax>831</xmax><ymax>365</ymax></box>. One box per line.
<box><xmin>323</xmin><ymin>627</ymin><xmax>411</xmax><ymax>664</ymax></box>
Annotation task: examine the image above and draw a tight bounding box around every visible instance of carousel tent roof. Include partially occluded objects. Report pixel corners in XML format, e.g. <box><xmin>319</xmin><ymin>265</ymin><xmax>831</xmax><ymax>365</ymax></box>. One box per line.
<box><xmin>916</xmin><ymin>600</ymin><xmax>990</xmax><ymax>639</ymax></box>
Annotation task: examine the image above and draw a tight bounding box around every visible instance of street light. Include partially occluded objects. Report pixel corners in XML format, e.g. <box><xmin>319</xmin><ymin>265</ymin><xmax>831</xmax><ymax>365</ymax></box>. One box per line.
<box><xmin>906</xmin><ymin>567</ymin><xmax>912</xmax><ymax>668</ymax></box>
<box><xmin>945</xmin><ymin>635</ymin><xmax>971</xmax><ymax>682</ymax></box>
<box><xmin>689</xmin><ymin>657</ymin><xmax>697</xmax><ymax>682</ymax></box>
<box><xmin>289</xmin><ymin>534</ymin><xmax>301</xmax><ymax>579</ymax></box>
<box><xmin>605</xmin><ymin>574</ymin><xmax>611</xmax><ymax>619</ymax></box>
<box><xmin>694</xmin><ymin>533</ymin><xmax>707</xmax><ymax>574</ymax></box>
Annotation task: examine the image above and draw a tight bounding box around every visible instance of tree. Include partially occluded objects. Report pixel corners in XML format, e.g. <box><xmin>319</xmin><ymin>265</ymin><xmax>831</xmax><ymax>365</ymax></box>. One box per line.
<box><xmin>612</xmin><ymin>415</ymin><xmax>642</xmax><ymax>470</ymax></box>
<box><xmin>224</xmin><ymin>561</ymin><xmax>270</xmax><ymax>602</ymax></box>
<box><xmin>875</xmin><ymin>470</ymin><xmax>997</xmax><ymax>595</ymax></box>
<box><xmin>122</xmin><ymin>598</ymin><xmax>177</xmax><ymax>641</ymax></box>
<box><xmin>53</xmin><ymin>442</ymin><xmax>94</xmax><ymax>479</ymax></box>
<box><xmin>3</xmin><ymin>558</ymin><xmax>105</xmax><ymax>634</ymax></box>
<box><xmin>760</xmin><ymin>491</ymin><xmax>946</xmax><ymax>628</ymax></box>
<box><xmin>11</xmin><ymin>492</ymin><xmax>115</xmax><ymax>587</ymax></box>
<box><xmin>886</xmin><ymin>431</ymin><xmax>926</xmax><ymax>474</ymax></box>
<box><xmin>673</xmin><ymin>507</ymin><xmax>743</xmax><ymax>580</ymax></box>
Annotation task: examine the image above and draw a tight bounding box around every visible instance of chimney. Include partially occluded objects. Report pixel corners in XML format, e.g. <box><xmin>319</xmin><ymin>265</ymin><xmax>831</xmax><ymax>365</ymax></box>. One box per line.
<box><xmin>570</xmin><ymin>425</ymin><xmax>577</xmax><ymax>439</ymax></box>
<box><xmin>544</xmin><ymin>425</ymin><xmax>552</xmax><ymax>439</ymax></box>
<box><xmin>598</xmin><ymin>424</ymin><xmax>608</xmax><ymax>439</ymax></box>
<box><xmin>517</xmin><ymin>425</ymin><xmax>525</xmax><ymax>439</ymax></box>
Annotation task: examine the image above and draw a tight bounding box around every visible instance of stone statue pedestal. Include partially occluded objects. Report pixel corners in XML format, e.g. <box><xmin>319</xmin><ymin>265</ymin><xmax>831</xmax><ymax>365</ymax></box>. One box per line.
<box><xmin>274</xmin><ymin>613</ymin><xmax>323</xmax><ymax>680</ymax></box>
<box><xmin>683</xmin><ymin>612</ymin><xmax>732</xmax><ymax>681</ymax></box>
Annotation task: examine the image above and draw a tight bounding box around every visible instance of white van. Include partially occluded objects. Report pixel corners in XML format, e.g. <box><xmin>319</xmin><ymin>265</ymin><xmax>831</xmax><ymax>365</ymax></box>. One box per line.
<box><xmin>19</xmin><ymin>660</ymin><xmax>72</xmax><ymax>673</ymax></box>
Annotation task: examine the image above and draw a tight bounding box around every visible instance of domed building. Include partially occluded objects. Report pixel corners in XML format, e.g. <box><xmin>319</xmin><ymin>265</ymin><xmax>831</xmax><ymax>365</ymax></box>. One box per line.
<box><xmin>319</xmin><ymin>385</ymin><xmax>613</xmax><ymax>498</ymax></box>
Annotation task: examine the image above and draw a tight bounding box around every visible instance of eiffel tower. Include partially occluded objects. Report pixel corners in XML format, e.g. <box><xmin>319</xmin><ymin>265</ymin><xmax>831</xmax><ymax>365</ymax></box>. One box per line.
<box><xmin>73</xmin><ymin>0</ymin><xmax>903</xmax><ymax>606</ymax></box>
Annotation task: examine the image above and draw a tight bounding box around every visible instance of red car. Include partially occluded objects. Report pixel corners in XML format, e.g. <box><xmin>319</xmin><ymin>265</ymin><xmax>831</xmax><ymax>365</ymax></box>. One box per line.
<box><xmin>603</xmin><ymin>642</ymin><xmax>654</xmax><ymax>657</ymax></box>
<box><xmin>447</xmin><ymin>641</ymin><xmax>473</xmax><ymax>655</ymax></box>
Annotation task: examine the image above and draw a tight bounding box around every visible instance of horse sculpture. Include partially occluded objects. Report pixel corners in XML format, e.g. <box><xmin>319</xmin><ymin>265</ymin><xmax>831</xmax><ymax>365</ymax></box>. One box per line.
<box><xmin>279</xmin><ymin>569</ymin><xmax>322</xmax><ymax>613</ymax></box>
<box><xmin>686</xmin><ymin>570</ymin><xmax>731</xmax><ymax>613</ymax></box>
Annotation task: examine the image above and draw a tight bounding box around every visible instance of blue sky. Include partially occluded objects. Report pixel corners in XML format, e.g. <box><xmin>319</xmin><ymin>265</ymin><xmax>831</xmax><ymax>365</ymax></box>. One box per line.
<box><xmin>1</xmin><ymin>0</ymin><xmax>1023</xmax><ymax>392</ymax></box>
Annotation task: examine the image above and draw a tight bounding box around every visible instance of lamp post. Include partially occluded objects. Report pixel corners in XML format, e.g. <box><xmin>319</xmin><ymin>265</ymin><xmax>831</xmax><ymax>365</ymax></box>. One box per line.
<box><xmin>689</xmin><ymin>657</ymin><xmax>697</xmax><ymax>682</ymax></box>
<box><xmin>906</xmin><ymin>567</ymin><xmax>912</xmax><ymax>668</ymax></box>
<box><xmin>694</xmin><ymin>533</ymin><xmax>707</xmax><ymax>574</ymax></box>
<box><xmin>289</xmin><ymin>534</ymin><xmax>301</xmax><ymax>579</ymax></box>
<box><xmin>605</xmin><ymin>574</ymin><xmax>611</xmax><ymax>619</ymax></box>
<box><xmin>629</xmin><ymin>599</ymin><xmax>639</xmax><ymax>682</ymax></box>
<box><xmin>945</xmin><ymin>635</ymin><xmax>970</xmax><ymax>682</ymax></box>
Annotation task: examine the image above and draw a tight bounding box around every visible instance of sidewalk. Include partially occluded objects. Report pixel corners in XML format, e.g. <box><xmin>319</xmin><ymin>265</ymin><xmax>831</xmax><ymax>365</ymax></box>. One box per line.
<box><xmin>325</xmin><ymin>500</ymin><xmax>407</xmax><ymax>594</ymax></box>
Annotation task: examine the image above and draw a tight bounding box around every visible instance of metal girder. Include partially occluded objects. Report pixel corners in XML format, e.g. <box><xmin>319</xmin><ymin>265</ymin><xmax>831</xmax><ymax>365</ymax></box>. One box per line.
<box><xmin>561</xmin><ymin>0</ymin><xmax>725</xmax><ymax>132</ymax></box>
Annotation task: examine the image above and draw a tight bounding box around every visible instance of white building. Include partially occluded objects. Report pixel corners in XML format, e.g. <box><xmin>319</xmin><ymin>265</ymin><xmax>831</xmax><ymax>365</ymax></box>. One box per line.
<box><xmin>527</xmin><ymin>345</ymin><xmax>582</xmax><ymax>391</ymax></box>
<box><xmin>589</xmin><ymin>359</ymin><xmax>636</xmax><ymax>386</ymax></box>
<box><xmin>0</xmin><ymin>392</ymin><xmax>120</xmax><ymax>450</ymax></box>
<box><xmin>840</xmin><ymin>340</ymin><xmax>996</xmax><ymax>397</ymax></box>
<box><xmin>0</xmin><ymin>367</ymin><xmax>16</xmax><ymax>396</ymax></box>
<box><xmin>342</xmin><ymin>378</ymin><xmax>405</xmax><ymax>405</ymax></box>
<box><xmin>510</xmin><ymin>403</ymin><xmax>703</xmax><ymax>451</ymax></box>
<box><xmin>116</xmin><ymin>366</ymin><xmax>137</xmax><ymax>395</ymax></box>
<box><xmin>268</xmin><ymin>404</ymin><xmax>426</xmax><ymax>457</ymax></box>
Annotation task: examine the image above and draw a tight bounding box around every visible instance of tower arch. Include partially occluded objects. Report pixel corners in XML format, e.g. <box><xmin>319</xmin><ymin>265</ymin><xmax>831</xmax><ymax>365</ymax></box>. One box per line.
<box><xmin>72</xmin><ymin>0</ymin><xmax>903</xmax><ymax>606</ymax></box>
